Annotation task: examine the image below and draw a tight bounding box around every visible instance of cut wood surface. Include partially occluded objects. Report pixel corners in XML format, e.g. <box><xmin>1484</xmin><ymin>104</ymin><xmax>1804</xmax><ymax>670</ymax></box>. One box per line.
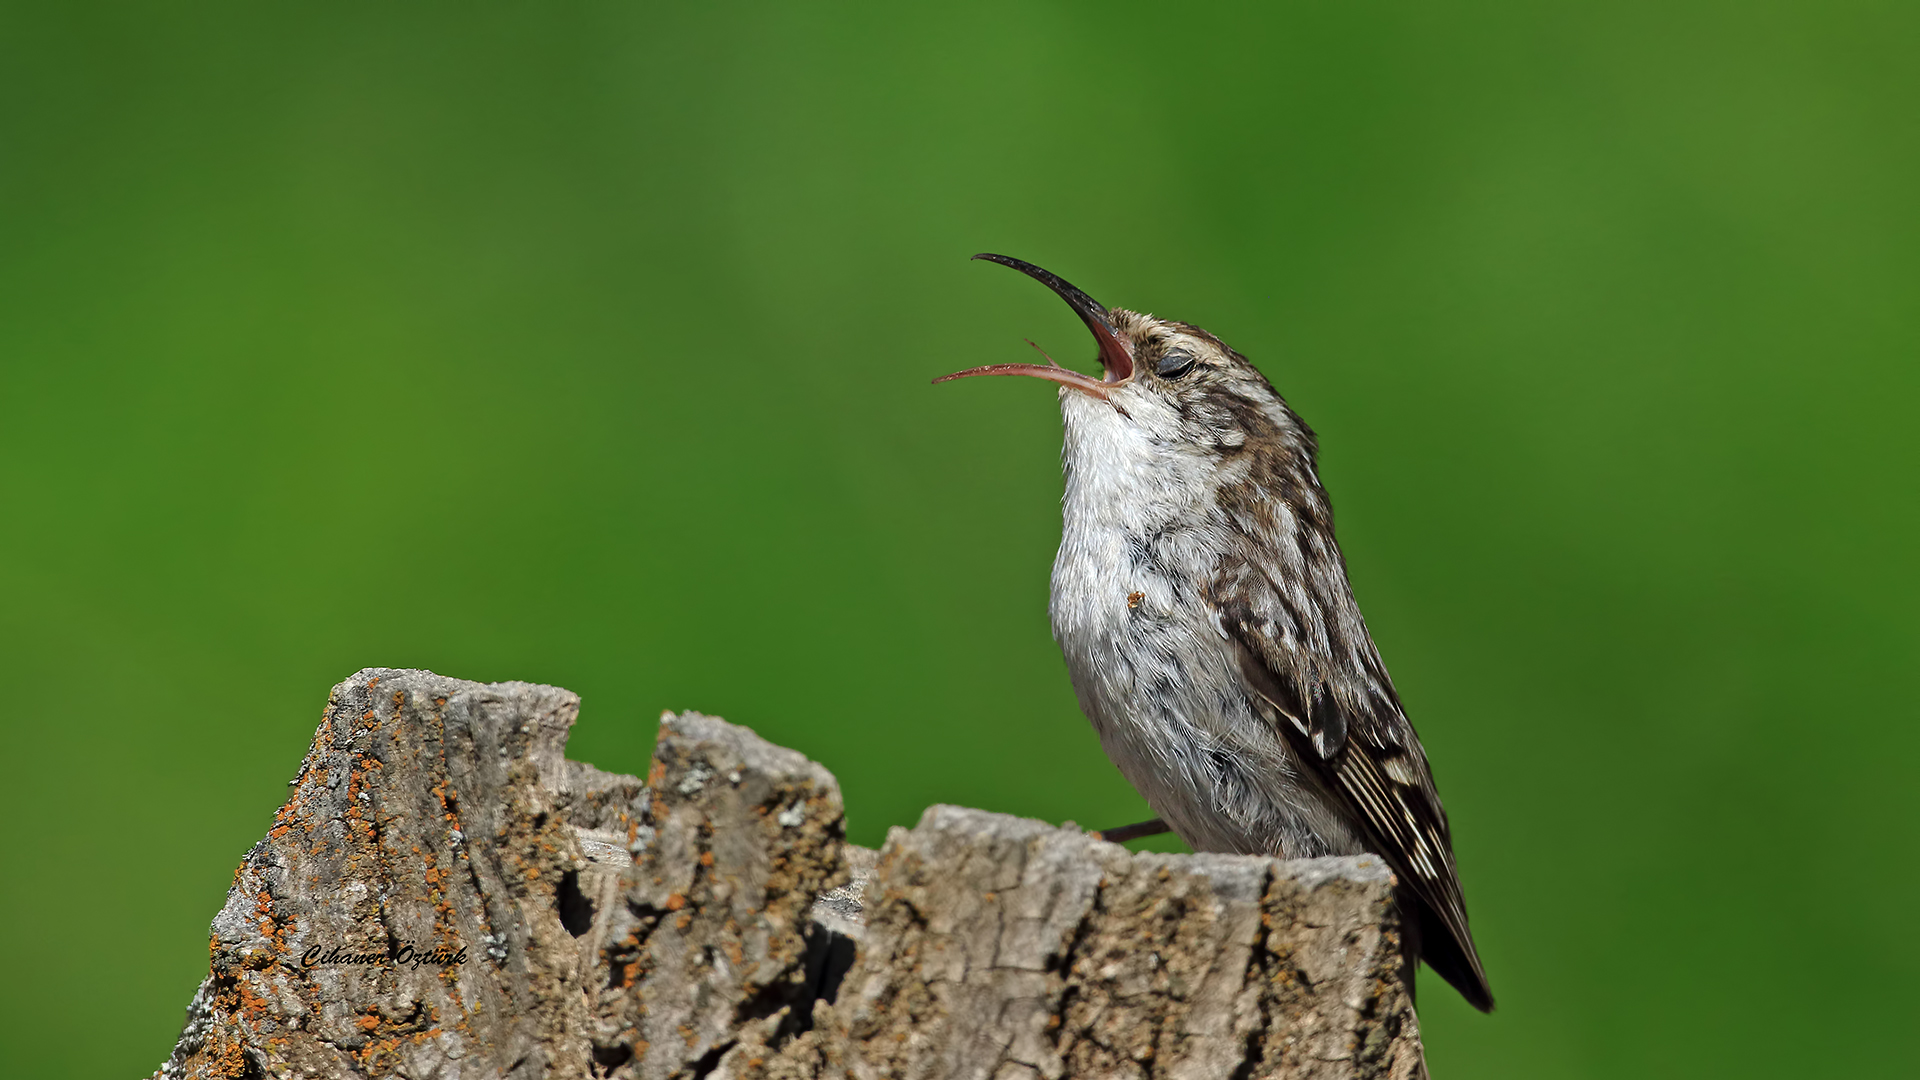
<box><xmin>153</xmin><ymin>669</ymin><xmax>1425</xmax><ymax>1080</ymax></box>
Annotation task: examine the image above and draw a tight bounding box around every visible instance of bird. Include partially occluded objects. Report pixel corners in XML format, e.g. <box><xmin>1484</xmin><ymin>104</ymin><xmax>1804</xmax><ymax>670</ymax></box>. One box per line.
<box><xmin>936</xmin><ymin>253</ymin><xmax>1494</xmax><ymax>1012</ymax></box>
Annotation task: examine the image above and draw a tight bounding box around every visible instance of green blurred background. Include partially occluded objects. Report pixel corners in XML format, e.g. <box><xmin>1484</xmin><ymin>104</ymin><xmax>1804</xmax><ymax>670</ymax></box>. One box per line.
<box><xmin>2</xmin><ymin>2</ymin><xmax>1914</xmax><ymax>1076</ymax></box>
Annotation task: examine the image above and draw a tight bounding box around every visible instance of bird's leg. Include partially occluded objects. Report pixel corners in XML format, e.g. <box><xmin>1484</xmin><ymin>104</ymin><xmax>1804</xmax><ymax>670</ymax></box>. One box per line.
<box><xmin>1093</xmin><ymin>818</ymin><xmax>1171</xmax><ymax>843</ymax></box>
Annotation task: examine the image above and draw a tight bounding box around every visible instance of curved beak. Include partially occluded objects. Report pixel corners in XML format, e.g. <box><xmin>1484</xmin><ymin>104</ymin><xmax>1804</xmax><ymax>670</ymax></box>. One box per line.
<box><xmin>934</xmin><ymin>253</ymin><xmax>1136</xmax><ymax>397</ymax></box>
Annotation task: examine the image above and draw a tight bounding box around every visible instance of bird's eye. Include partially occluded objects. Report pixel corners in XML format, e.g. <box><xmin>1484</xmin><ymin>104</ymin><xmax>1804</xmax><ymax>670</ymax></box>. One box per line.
<box><xmin>1154</xmin><ymin>349</ymin><xmax>1197</xmax><ymax>379</ymax></box>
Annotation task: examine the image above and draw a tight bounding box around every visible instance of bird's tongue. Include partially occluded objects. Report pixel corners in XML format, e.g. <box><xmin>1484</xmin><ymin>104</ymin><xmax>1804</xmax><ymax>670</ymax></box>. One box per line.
<box><xmin>934</xmin><ymin>254</ymin><xmax>1134</xmax><ymax>393</ymax></box>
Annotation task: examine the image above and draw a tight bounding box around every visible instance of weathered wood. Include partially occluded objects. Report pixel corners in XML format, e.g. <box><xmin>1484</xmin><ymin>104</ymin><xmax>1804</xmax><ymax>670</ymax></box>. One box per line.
<box><xmin>153</xmin><ymin>669</ymin><xmax>1425</xmax><ymax>1080</ymax></box>
<box><xmin>808</xmin><ymin>808</ymin><xmax>1423</xmax><ymax>1080</ymax></box>
<box><xmin>153</xmin><ymin>669</ymin><xmax>617</xmax><ymax>1080</ymax></box>
<box><xmin>585</xmin><ymin>710</ymin><xmax>849</xmax><ymax>1078</ymax></box>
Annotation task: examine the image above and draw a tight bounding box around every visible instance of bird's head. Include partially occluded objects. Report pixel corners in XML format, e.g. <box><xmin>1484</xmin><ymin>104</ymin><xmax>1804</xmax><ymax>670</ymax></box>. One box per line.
<box><xmin>937</xmin><ymin>254</ymin><xmax>1299</xmax><ymax>458</ymax></box>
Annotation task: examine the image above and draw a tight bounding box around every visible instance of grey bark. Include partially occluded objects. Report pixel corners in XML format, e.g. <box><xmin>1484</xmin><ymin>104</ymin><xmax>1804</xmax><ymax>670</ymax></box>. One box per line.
<box><xmin>153</xmin><ymin>669</ymin><xmax>1424</xmax><ymax>1080</ymax></box>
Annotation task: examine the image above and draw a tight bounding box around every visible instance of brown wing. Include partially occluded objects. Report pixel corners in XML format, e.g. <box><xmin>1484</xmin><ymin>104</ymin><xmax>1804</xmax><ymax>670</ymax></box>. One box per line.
<box><xmin>1215</xmin><ymin>595</ymin><xmax>1495</xmax><ymax>1012</ymax></box>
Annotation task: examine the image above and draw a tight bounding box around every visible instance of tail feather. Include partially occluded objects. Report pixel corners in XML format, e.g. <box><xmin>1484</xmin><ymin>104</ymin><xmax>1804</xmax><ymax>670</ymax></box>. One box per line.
<box><xmin>1416</xmin><ymin>898</ymin><xmax>1495</xmax><ymax>1012</ymax></box>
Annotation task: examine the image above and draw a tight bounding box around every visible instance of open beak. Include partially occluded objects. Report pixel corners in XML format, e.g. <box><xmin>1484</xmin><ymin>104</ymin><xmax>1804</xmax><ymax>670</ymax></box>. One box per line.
<box><xmin>934</xmin><ymin>253</ymin><xmax>1136</xmax><ymax>397</ymax></box>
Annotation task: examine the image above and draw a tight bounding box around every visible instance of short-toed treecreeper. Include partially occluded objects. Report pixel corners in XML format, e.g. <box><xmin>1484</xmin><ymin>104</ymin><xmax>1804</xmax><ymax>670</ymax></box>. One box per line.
<box><xmin>937</xmin><ymin>253</ymin><xmax>1493</xmax><ymax>1012</ymax></box>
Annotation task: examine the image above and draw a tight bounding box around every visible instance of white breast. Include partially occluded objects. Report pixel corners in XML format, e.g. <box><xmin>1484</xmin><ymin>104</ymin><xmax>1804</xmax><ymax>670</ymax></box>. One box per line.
<box><xmin>1047</xmin><ymin>388</ymin><xmax>1363</xmax><ymax>859</ymax></box>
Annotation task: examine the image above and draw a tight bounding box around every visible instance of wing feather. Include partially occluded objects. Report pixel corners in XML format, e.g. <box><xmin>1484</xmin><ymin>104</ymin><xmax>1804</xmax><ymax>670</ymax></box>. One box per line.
<box><xmin>1217</xmin><ymin>588</ymin><xmax>1494</xmax><ymax>1011</ymax></box>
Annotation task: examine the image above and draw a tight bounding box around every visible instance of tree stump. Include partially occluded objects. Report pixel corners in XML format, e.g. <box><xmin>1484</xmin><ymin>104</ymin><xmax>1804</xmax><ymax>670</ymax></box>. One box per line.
<box><xmin>152</xmin><ymin>669</ymin><xmax>1424</xmax><ymax>1080</ymax></box>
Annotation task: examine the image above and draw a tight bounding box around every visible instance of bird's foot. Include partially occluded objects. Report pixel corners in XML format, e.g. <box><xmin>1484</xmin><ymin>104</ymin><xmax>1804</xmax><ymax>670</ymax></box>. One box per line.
<box><xmin>1092</xmin><ymin>818</ymin><xmax>1170</xmax><ymax>843</ymax></box>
